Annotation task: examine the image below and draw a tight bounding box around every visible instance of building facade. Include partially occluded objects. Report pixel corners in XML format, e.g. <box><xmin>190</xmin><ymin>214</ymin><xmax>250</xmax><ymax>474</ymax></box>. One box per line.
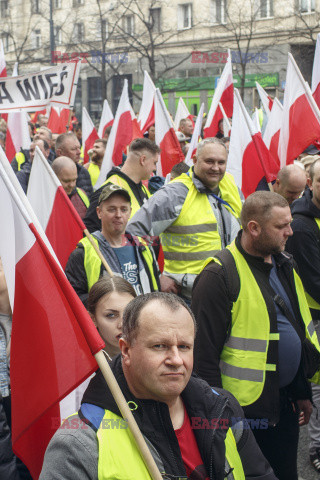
<box><xmin>1</xmin><ymin>0</ymin><xmax>319</xmax><ymax>120</ymax></box>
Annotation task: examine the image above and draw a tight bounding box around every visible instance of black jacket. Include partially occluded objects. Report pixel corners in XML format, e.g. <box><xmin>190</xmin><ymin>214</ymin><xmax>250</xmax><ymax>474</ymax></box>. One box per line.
<box><xmin>192</xmin><ymin>232</ymin><xmax>313</xmax><ymax>424</ymax></box>
<box><xmin>286</xmin><ymin>188</ymin><xmax>320</xmax><ymax>320</ymax></box>
<box><xmin>16</xmin><ymin>161</ymin><xmax>31</xmax><ymax>193</ymax></box>
<box><xmin>76</xmin><ymin>163</ymin><xmax>93</xmax><ymax>197</ymax></box>
<box><xmin>81</xmin><ymin>356</ymin><xmax>277</xmax><ymax>480</ymax></box>
<box><xmin>84</xmin><ymin>167</ymin><xmax>149</xmax><ymax>233</ymax></box>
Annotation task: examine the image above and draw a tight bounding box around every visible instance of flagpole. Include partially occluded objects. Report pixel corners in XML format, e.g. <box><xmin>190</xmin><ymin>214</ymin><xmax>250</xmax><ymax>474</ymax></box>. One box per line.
<box><xmin>83</xmin><ymin>229</ymin><xmax>114</xmax><ymax>277</ymax></box>
<box><xmin>218</xmin><ymin>101</ymin><xmax>231</xmax><ymax>132</ymax></box>
<box><xmin>234</xmin><ymin>89</ymin><xmax>274</xmax><ymax>192</ymax></box>
<box><xmin>289</xmin><ymin>53</ymin><xmax>320</xmax><ymax>121</ymax></box>
<box><xmin>94</xmin><ymin>350</ymin><xmax>163</xmax><ymax>480</ymax></box>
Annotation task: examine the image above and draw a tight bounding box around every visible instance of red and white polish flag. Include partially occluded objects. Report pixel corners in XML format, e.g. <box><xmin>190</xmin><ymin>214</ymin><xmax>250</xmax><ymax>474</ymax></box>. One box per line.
<box><xmin>204</xmin><ymin>52</ymin><xmax>233</xmax><ymax>138</ymax></box>
<box><xmin>0</xmin><ymin>148</ymin><xmax>104</xmax><ymax>480</ymax></box>
<box><xmin>174</xmin><ymin>97</ymin><xmax>194</xmax><ymax>129</ymax></box>
<box><xmin>155</xmin><ymin>88</ymin><xmax>185</xmax><ymax>176</ymax></box>
<box><xmin>278</xmin><ymin>53</ymin><xmax>320</xmax><ymax>168</ymax></box>
<box><xmin>98</xmin><ymin>99</ymin><xmax>114</xmax><ymax>138</ymax></box>
<box><xmin>96</xmin><ymin>79</ymin><xmax>143</xmax><ymax>189</ymax></box>
<box><xmin>82</xmin><ymin>107</ymin><xmax>99</xmax><ymax>164</ymax></box>
<box><xmin>27</xmin><ymin>147</ymin><xmax>86</xmax><ymax>269</ymax></box>
<box><xmin>227</xmin><ymin>89</ymin><xmax>278</xmax><ymax>198</ymax></box>
<box><xmin>255</xmin><ymin>81</ymin><xmax>274</xmax><ymax>118</ymax></box>
<box><xmin>263</xmin><ymin>97</ymin><xmax>283</xmax><ymax>166</ymax></box>
<box><xmin>138</xmin><ymin>71</ymin><xmax>156</xmax><ymax>134</ymax></box>
<box><xmin>312</xmin><ymin>33</ymin><xmax>320</xmax><ymax>108</ymax></box>
<box><xmin>5</xmin><ymin>110</ymin><xmax>31</xmax><ymax>162</ymax></box>
<box><xmin>185</xmin><ymin>103</ymin><xmax>204</xmax><ymax>167</ymax></box>
<box><xmin>47</xmin><ymin>106</ymin><xmax>61</xmax><ymax>133</ymax></box>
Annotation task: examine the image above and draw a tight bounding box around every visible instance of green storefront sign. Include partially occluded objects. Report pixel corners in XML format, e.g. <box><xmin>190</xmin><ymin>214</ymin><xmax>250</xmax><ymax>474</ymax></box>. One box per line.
<box><xmin>132</xmin><ymin>72</ymin><xmax>279</xmax><ymax>93</ymax></box>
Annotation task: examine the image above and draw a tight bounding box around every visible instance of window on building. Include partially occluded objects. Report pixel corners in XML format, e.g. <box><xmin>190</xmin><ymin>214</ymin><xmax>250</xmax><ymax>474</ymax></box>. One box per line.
<box><xmin>259</xmin><ymin>0</ymin><xmax>273</xmax><ymax>18</ymax></box>
<box><xmin>2</xmin><ymin>33</ymin><xmax>10</xmax><ymax>52</ymax></box>
<box><xmin>211</xmin><ymin>0</ymin><xmax>226</xmax><ymax>23</ymax></box>
<box><xmin>123</xmin><ymin>14</ymin><xmax>134</xmax><ymax>35</ymax></box>
<box><xmin>97</xmin><ymin>19</ymin><xmax>108</xmax><ymax>41</ymax></box>
<box><xmin>299</xmin><ymin>0</ymin><xmax>315</xmax><ymax>13</ymax></box>
<box><xmin>31</xmin><ymin>29</ymin><xmax>42</xmax><ymax>49</ymax></box>
<box><xmin>178</xmin><ymin>4</ymin><xmax>193</xmax><ymax>30</ymax></box>
<box><xmin>73</xmin><ymin>0</ymin><xmax>84</xmax><ymax>6</ymax></box>
<box><xmin>73</xmin><ymin>23</ymin><xmax>84</xmax><ymax>42</ymax></box>
<box><xmin>150</xmin><ymin>8</ymin><xmax>161</xmax><ymax>32</ymax></box>
<box><xmin>0</xmin><ymin>0</ymin><xmax>9</xmax><ymax>18</ymax></box>
<box><xmin>54</xmin><ymin>0</ymin><xmax>61</xmax><ymax>8</ymax></box>
<box><xmin>54</xmin><ymin>26</ymin><xmax>62</xmax><ymax>46</ymax></box>
<box><xmin>31</xmin><ymin>0</ymin><xmax>40</xmax><ymax>13</ymax></box>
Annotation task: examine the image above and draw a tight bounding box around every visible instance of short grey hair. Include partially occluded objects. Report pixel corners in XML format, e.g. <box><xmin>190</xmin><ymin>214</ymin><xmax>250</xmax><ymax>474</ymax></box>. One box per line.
<box><xmin>196</xmin><ymin>137</ymin><xmax>227</xmax><ymax>157</ymax></box>
<box><xmin>122</xmin><ymin>292</ymin><xmax>197</xmax><ymax>344</ymax></box>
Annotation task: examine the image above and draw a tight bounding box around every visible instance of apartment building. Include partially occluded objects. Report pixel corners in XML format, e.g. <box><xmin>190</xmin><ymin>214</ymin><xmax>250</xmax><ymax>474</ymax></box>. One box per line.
<box><xmin>0</xmin><ymin>0</ymin><xmax>319</xmax><ymax>119</ymax></box>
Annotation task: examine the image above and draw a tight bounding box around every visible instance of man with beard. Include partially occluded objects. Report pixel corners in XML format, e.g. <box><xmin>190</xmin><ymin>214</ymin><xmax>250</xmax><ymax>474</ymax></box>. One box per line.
<box><xmin>192</xmin><ymin>191</ymin><xmax>320</xmax><ymax>480</ymax></box>
<box><xmin>84</xmin><ymin>138</ymin><xmax>107</xmax><ymax>187</ymax></box>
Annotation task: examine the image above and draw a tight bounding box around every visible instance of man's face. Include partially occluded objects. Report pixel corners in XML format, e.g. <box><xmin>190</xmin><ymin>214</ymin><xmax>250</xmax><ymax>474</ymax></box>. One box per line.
<box><xmin>194</xmin><ymin>143</ymin><xmax>227</xmax><ymax>190</ymax></box>
<box><xmin>181</xmin><ymin>119</ymin><xmax>193</xmax><ymax>137</ymax></box>
<box><xmin>148</xmin><ymin>126</ymin><xmax>155</xmax><ymax>142</ymax></box>
<box><xmin>309</xmin><ymin>163</ymin><xmax>320</xmax><ymax>209</ymax></box>
<box><xmin>140</xmin><ymin>152</ymin><xmax>159</xmax><ymax>180</ymax></box>
<box><xmin>275</xmin><ymin>175</ymin><xmax>306</xmax><ymax>205</ymax></box>
<box><xmin>36</xmin><ymin>128</ymin><xmax>51</xmax><ymax>148</ymax></box>
<box><xmin>253</xmin><ymin>206</ymin><xmax>293</xmax><ymax>256</ymax></box>
<box><xmin>29</xmin><ymin>140</ymin><xmax>48</xmax><ymax>162</ymax></box>
<box><xmin>92</xmin><ymin>141</ymin><xmax>106</xmax><ymax>162</ymax></box>
<box><xmin>58</xmin><ymin>165</ymin><xmax>77</xmax><ymax>195</ymax></box>
<box><xmin>97</xmin><ymin>194</ymin><xmax>131</xmax><ymax>236</ymax></box>
<box><xmin>58</xmin><ymin>136</ymin><xmax>81</xmax><ymax>163</ymax></box>
<box><xmin>120</xmin><ymin>301</ymin><xmax>195</xmax><ymax>404</ymax></box>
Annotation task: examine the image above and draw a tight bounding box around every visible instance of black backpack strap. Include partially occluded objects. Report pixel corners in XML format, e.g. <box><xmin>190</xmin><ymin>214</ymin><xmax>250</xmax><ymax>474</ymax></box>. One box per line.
<box><xmin>214</xmin><ymin>249</ymin><xmax>240</xmax><ymax>303</ymax></box>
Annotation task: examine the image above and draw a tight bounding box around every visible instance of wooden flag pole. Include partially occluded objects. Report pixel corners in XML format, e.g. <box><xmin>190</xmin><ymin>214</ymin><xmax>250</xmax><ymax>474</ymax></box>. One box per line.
<box><xmin>83</xmin><ymin>228</ymin><xmax>114</xmax><ymax>277</ymax></box>
<box><xmin>94</xmin><ymin>350</ymin><xmax>163</xmax><ymax>480</ymax></box>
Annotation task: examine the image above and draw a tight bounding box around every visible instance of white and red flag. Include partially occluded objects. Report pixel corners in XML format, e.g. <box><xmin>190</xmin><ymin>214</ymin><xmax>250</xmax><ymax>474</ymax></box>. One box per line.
<box><xmin>82</xmin><ymin>107</ymin><xmax>99</xmax><ymax>164</ymax></box>
<box><xmin>0</xmin><ymin>147</ymin><xmax>104</xmax><ymax>479</ymax></box>
<box><xmin>219</xmin><ymin>102</ymin><xmax>231</xmax><ymax>136</ymax></box>
<box><xmin>174</xmin><ymin>97</ymin><xmax>194</xmax><ymax>129</ymax></box>
<box><xmin>227</xmin><ymin>89</ymin><xmax>279</xmax><ymax>197</ymax></box>
<box><xmin>263</xmin><ymin>97</ymin><xmax>283</xmax><ymax>166</ymax></box>
<box><xmin>96</xmin><ymin>79</ymin><xmax>143</xmax><ymax>189</ymax></box>
<box><xmin>98</xmin><ymin>99</ymin><xmax>114</xmax><ymax>138</ymax></box>
<box><xmin>5</xmin><ymin>110</ymin><xmax>31</xmax><ymax>162</ymax></box>
<box><xmin>155</xmin><ymin>88</ymin><xmax>185</xmax><ymax>176</ymax></box>
<box><xmin>27</xmin><ymin>147</ymin><xmax>86</xmax><ymax>269</ymax></box>
<box><xmin>312</xmin><ymin>33</ymin><xmax>320</xmax><ymax>108</ymax></box>
<box><xmin>278</xmin><ymin>53</ymin><xmax>320</xmax><ymax>167</ymax></box>
<box><xmin>185</xmin><ymin>103</ymin><xmax>204</xmax><ymax>167</ymax></box>
<box><xmin>47</xmin><ymin>106</ymin><xmax>61</xmax><ymax>133</ymax></box>
<box><xmin>138</xmin><ymin>71</ymin><xmax>156</xmax><ymax>134</ymax></box>
<box><xmin>204</xmin><ymin>52</ymin><xmax>233</xmax><ymax>138</ymax></box>
<box><xmin>255</xmin><ymin>82</ymin><xmax>274</xmax><ymax>118</ymax></box>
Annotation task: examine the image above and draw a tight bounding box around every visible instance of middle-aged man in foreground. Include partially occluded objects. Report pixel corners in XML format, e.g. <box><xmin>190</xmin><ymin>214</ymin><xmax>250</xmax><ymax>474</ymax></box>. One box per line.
<box><xmin>192</xmin><ymin>191</ymin><xmax>320</xmax><ymax>480</ymax></box>
<box><xmin>128</xmin><ymin>138</ymin><xmax>243</xmax><ymax>301</ymax></box>
<box><xmin>40</xmin><ymin>292</ymin><xmax>277</xmax><ymax>480</ymax></box>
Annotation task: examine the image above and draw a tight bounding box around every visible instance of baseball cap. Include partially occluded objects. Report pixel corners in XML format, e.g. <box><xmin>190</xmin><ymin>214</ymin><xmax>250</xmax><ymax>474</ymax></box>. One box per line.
<box><xmin>98</xmin><ymin>184</ymin><xmax>131</xmax><ymax>205</ymax></box>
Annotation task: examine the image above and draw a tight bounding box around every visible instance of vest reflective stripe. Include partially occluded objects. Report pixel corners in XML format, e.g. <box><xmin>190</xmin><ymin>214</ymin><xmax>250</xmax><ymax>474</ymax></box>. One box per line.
<box><xmin>88</xmin><ymin>163</ymin><xmax>100</xmax><ymax>187</ymax></box>
<box><xmin>304</xmin><ymin>218</ymin><xmax>320</xmax><ymax>310</ymax></box>
<box><xmin>15</xmin><ymin>152</ymin><xmax>26</xmax><ymax>171</ymax></box>
<box><xmin>163</xmin><ymin>250</ymin><xmax>219</xmax><ymax>261</ymax></box>
<box><xmin>76</xmin><ymin>187</ymin><xmax>90</xmax><ymax>208</ymax></box>
<box><xmin>215</xmin><ymin>241</ymin><xmax>320</xmax><ymax>406</ymax></box>
<box><xmin>166</xmin><ymin>223</ymin><xmax>217</xmax><ymax>234</ymax></box>
<box><xmin>101</xmin><ymin>175</ymin><xmax>151</xmax><ymax>219</ymax></box>
<box><xmin>97</xmin><ymin>410</ymin><xmax>245</xmax><ymax>480</ymax></box>
<box><xmin>80</xmin><ymin>236</ymin><xmax>158</xmax><ymax>293</ymax></box>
